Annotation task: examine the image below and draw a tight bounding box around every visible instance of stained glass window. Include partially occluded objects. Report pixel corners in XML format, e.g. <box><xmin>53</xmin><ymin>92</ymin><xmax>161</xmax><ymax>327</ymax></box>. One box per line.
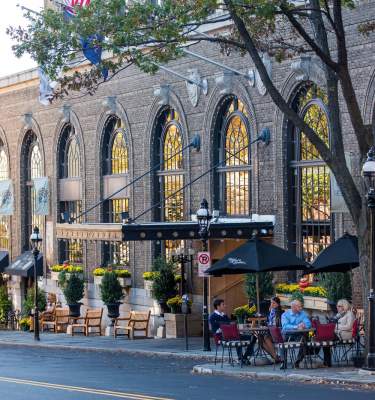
<box><xmin>102</xmin><ymin>116</ymin><xmax>130</xmax><ymax>266</ymax></box>
<box><xmin>289</xmin><ymin>84</ymin><xmax>331</xmax><ymax>264</ymax></box>
<box><xmin>0</xmin><ymin>146</ymin><xmax>9</xmax><ymax>250</ymax></box>
<box><xmin>216</xmin><ymin>97</ymin><xmax>251</xmax><ymax>216</ymax></box>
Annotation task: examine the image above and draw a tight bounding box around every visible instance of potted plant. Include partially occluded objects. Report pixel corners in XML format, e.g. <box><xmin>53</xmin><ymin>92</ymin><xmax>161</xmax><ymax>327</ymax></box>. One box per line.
<box><xmin>64</xmin><ymin>265</ymin><xmax>84</xmax><ymax>280</ymax></box>
<box><xmin>93</xmin><ymin>267</ymin><xmax>106</xmax><ymax>285</ymax></box>
<box><xmin>114</xmin><ymin>269</ymin><xmax>131</xmax><ymax>287</ymax></box>
<box><xmin>233</xmin><ymin>304</ymin><xmax>257</xmax><ymax>324</ymax></box>
<box><xmin>151</xmin><ymin>257</ymin><xmax>178</xmax><ymax>315</ymax></box>
<box><xmin>166</xmin><ymin>296</ymin><xmax>183</xmax><ymax>314</ymax></box>
<box><xmin>19</xmin><ymin>317</ymin><xmax>31</xmax><ymax>331</ymax></box>
<box><xmin>143</xmin><ymin>271</ymin><xmax>158</xmax><ymax>293</ymax></box>
<box><xmin>0</xmin><ymin>286</ymin><xmax>12</xmax><ymax>325</ymax></box>
<box><xmin>100</xmin><ymin>271</ymin><xmax>124</xmax><ymax>324</ymax></box>
<box><xmin>50</xmin><ymin>265</ymin><xmax>64</xmax><ymax>281</ymax></box>
<box><xmin>22</xmin><ymin>287</ymin><xmax>47</xmax><ymax>331</ymax></box>
<box><xmin>59</xmin><ymin>272</ymin><xmax>85</xmax><ymax>317</ymax></box>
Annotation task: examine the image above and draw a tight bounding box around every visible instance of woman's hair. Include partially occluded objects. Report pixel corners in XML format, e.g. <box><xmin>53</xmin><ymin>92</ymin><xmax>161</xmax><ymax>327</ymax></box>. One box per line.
<box><xmin>271</xmin><ymin>296</ymin><xmax>281</xmax><ymax>306</ymax></box>
<box><xmin>337</xmin><ymin>299</ymin><xmax>351</xmax><ymax>312</ymax></box>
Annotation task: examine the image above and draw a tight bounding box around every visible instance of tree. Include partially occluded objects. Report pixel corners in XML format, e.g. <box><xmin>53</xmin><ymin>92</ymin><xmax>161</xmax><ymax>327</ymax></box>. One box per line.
<box><xmin>244</xmin><ymin>273</ymin><xmax>274</xmax><ymax>306</ymax></box>
<box><xmin>8</xmin><ymin>0</ymin><xmax>374</xmax><ymax>342</ymax></box>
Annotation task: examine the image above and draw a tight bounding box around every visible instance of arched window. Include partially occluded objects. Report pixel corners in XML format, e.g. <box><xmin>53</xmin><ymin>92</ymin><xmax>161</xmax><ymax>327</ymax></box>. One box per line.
<box><xmin>21</xmin><ymin>131</ymin><xmax>44</xmax><ymax>250</ymax></box>
<box><xmin>214</xmin><ymin>96</ymin><xmax>251</xmax><ymax>216</ymax></box>
<box><xmin>58</xmin><ymin>124</ymin><xmax>83</xmax><ymax>264</ymax></box>
<box><xmin>154</xmin><ymin>107</ymin><xmax>185</xmax><ymax>257</ymax></box>
<box><xmin>0</xmin><ymin>145</ymin><xmax>9</xmax><ymax>250</ymax></box>
<box><xmin>102</xmin><ymin>116</ymin><xmax>130</xmax><ymax>266</ymax></box>
<box><xmin>288</xmin><ymin>84</ymin><xmax>331</xmax><ymax>264</ymax></box>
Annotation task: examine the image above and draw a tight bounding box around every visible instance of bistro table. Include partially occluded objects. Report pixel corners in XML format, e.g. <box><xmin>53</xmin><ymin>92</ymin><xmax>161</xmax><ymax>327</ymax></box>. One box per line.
<box><xmin>283</xmin><ymin>328</ymin><xmax>316</xmax><ymax>368</ymax></box>
<box><xmin>239</xmin><ymin>325</ymin><xmax>270</xmax><ymax>364</ymax></box>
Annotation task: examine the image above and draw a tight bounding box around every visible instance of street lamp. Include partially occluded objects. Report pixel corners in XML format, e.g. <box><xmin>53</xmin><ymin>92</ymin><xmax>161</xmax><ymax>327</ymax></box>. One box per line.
<box><xmin>196</xmin><ymin>198</ymin><xmax>212</xmax><ymax>352</ymax></box>
<box><xmin>362</xmin><ymin>146</ymin><xmax>375</xmax><ymax>371</ymax></box>
<box><xmin>171</xmin><ymin>247</ymin><xmax>194</xmax><ymax>296</ymax></box>
<box><xmin>30</xmin><ymin>226</ymin><xmax>42</xmax><ymax>341</ymax></box>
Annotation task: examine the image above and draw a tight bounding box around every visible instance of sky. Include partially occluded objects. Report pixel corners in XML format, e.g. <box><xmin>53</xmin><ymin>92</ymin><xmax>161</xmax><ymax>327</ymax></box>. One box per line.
<box><xmin>0</xmin><ymin>0</ymin><xmax>45</xmax><ymax>78</ymax></box>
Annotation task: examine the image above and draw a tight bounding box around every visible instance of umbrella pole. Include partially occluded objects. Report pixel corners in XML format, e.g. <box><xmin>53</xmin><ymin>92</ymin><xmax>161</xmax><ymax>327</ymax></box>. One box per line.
<box><xmin>256</xmin><ymin>274</ymin><xmax>260</xmax><ymax>316</ymax></box>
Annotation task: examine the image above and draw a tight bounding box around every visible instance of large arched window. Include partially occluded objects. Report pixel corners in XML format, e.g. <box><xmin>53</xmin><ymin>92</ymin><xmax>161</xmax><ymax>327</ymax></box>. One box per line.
<box><xmin>214</xmin><ymin>96</ymin><xmax>251</xmax><ymax>216</ymax></box>
<box><xmin>102</xmin><ymin>116</ymin><xmax>130</xmax><ymax>266</ymax></box>
<box><xmin>0</xmin><ymin>144</ymin><xmax>9</xmax><ymax>250</ymax></box>
<box><xmin>21</xmin><ymin>131</ymin><xmax>44</xmax><ymax>250</ymax></box>
<box><xmin>288</xmin><ymin>84</ymin><xmax>331</xmax><ymax>264</ymax></box>
<box><xmin>154</xmin><ymin>107</ymin><xmax>185</xmax><ymax>257</ymax></box>
<box><xmin>58</xmin><ymin>124</ymin><xmax>83</xmax><ymax>264</ymax></box>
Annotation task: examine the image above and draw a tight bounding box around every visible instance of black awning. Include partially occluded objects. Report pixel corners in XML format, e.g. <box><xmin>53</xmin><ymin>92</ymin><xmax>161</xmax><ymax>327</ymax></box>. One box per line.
<box><xmin>0</xmin><ymin>251</ymin><xmax>9</xmax><ymax>273</ymax></box>
<box><xmin>122</xmin><ymin>220</ymin><xmax>274</xmax><ymax>241</ymax></box>
<box><xmin>4</xmin><ymin>252</ymin><xmax>43</xmax><ymax>278</ymax></box>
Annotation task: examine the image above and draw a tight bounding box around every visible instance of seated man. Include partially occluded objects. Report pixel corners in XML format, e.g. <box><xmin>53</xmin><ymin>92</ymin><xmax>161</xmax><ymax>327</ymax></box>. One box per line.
<box><xmin>209</xmin><ymin>298</ymin><xmax>256</xmax><ymax>364</ymax></box>
<box><xmin>281</xmin><ymin>299</ymin><xmax>311</xmax><ymax>368</ymax></box>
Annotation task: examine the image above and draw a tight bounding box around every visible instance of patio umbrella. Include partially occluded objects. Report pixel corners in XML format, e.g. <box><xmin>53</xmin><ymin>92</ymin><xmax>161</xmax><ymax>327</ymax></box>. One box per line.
<box><xmin>206</xmin><ymin>236</ymin><xmax>310</xmax><ymax>313</ymax></box>
<box><xmin>309</xmin><ymin>233</ymin><xmax>359</xmax><ymax>274</ymax></box>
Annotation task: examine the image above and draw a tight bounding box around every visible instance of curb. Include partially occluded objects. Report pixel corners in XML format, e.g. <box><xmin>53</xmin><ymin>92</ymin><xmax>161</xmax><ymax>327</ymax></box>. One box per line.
<box><xmin>0</xmin><ymin>341</ymin><xmax>218</xmax><ymax>362</ymax></box>
<box><xmin>192</xmin><ymin>365</ymin><xmax>375</xmax><ymax>388</ymax></box>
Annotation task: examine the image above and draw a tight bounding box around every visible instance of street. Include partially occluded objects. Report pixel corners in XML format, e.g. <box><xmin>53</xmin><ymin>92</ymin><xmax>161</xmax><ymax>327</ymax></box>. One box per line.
<box><xmin>0</xmin><ymin>347</ymin><xmax>373</xmax><ymax>400</ymax></box>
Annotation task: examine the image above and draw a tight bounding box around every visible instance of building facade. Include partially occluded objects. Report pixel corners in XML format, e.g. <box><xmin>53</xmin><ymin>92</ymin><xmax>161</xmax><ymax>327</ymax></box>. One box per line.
<box><xmin>1</xmin><ymin>2</ymin><xmax>374</xmax><ymax>327</ymax></box>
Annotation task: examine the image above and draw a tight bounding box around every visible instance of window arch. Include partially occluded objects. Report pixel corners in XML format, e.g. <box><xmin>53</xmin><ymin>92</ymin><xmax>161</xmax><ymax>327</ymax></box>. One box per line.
<box><xmin>21</xmin><ymin>131</ymin><xmax>44</xmax><ymax>251</ymax></box>
<box><xmin>101</xmin><ymin>116</ymin><xmax>130</xmax><ymax>266</ymax></box>
<box><xmin>153</xmin><ymin>107</ymin><xmax>185</xmax><ymax>257</ymax></box>
<box><xmin>57</xmin><ymin>124</ymin><xmax>83</xmax><ymax>264</ymax></box>
<box><xmin>0</xmin><ymin>143</ymin><xmax>9</xmax><ymax>250</ymax></box>
<box><xmin>288</xmin><ymin>83</ymin><xmax>331</xmax><ymax>264</ymax></box>
<box><xmin>214</xmin><ymin>96</ymin><xmax>251</xmax><ymax>216</ymax></box>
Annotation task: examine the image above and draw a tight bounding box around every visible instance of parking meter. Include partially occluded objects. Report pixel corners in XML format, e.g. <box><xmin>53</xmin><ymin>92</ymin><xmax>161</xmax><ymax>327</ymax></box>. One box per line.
<box><xmin>181</xmin><ymin>294</ymin><xmax>190</xmax><ymax>314</ymax></box>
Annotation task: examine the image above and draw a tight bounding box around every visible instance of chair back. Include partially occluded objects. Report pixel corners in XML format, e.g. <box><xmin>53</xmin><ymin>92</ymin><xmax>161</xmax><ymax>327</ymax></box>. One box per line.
<box><xmin>268</xmin><ymin>326</ymin><xmax>284</xmax><ymax>344</ymax></box>
<box><xmin>220</xmin><ymin>324</ymin><xmax>240</xmax><ymax>341</ymax></box>
<box><xmin>85</xmin><ymin>308</ymin><xmax>103</xmax><ymax>326</ymax></box>
<box><xmin>55</xmin><ymin>308</ymin><xmax>69</xmax><ymax>324</ymax></box>
<box><xmin>130</xmin><ymin>311</ymin><xmax>150</xmax><ymax>330</ymax></box>
<box><xmin>315</xmin><ymin>323</ymin><xmax>336</xmax><ymax>341</ymax></box>
<box><xmin>352</xmin><ymin>318</ymin><xmax>359</xmax><ymax>339</ymax></box>
<box><xmin>213</xmin><ymin>333</ymin><xmax>221</xmax><ymax>346</ymax></box>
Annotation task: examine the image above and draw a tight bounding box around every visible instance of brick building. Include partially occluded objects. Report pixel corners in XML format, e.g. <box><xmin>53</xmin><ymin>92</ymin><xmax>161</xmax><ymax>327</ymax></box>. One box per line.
<box><xmin>0</xmin><ymin>1</ymin><xmax>373</xmax><ymax>330</ymax></box>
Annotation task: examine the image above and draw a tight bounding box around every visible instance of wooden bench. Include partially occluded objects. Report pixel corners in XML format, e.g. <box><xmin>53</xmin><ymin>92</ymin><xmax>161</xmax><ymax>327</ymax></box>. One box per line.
<box><xmin>113</xmin><ymin>311</ymin><xmax>132</xmax><ymax>338</ymax></box>
<box><xmin>71</xmin><ymin>308</ymin><xmax>103</xmax><ymax>336</ymax></box>
<box><xmin>41</xmin><ymin>308</ymin><xmax>70</xmax><ymax>333</ymax></box>
<box><xmin>114</xmin><ymin>311</ymin><xmax>150</xmax><ymax>339</ymax></box>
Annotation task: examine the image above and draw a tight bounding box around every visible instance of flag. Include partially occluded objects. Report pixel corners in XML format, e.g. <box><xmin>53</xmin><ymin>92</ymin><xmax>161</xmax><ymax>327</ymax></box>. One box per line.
<box><xmin>0</xmin><ymin>180</ymin><xmax>14</xmax><ymax>216</ymax></box>
<box><xmin>62</xmin><ymin>0</ymin><xmax>108</xmax><ymax>79</ymax></box>
<box><xmin>38</xmin><ymin>67</ymin><xmax>57</xmax><ymax>106</ymax></box>
<box><xmin>33</xmin><ymin>177</ymin><xmax>50</xmax><ymax>216</ymax></box>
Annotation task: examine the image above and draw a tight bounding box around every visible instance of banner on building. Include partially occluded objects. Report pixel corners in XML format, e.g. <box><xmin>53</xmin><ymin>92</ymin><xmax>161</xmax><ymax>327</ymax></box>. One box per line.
<box><xmin>33</xmin><ymin>177</ymin><xmax>50</xmax><ymax>216</ymax></box>
<box><xmin>0</xmin><ymin>180</ymin><xmax>14</xmax><ymax>216</ymax></box>
<box><xmin>330</xmin><ymin>153</ymin><xmax>351</xmax><ymax>214</ymax></box>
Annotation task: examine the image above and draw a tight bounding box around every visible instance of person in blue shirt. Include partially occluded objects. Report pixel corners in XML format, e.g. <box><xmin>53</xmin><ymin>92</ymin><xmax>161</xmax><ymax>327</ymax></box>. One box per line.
<box><xmin>281</xmin><ymin>300</ymin><xmax>312</xmax><ymax>368</ymax></box>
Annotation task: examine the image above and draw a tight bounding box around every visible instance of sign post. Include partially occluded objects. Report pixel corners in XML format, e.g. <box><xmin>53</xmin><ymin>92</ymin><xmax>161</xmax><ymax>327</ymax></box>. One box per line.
<box><xmin>198</xmin><ymin>251</ymin><xmax>211</xmax><ymax>277</ymax></box>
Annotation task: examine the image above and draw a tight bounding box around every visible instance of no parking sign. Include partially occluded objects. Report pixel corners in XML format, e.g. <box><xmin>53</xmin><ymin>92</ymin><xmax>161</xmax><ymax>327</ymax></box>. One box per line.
<box><xmin>198</xmin><ymin>251</ymin><xmax>211</xmax><ymax>277</ymax></box>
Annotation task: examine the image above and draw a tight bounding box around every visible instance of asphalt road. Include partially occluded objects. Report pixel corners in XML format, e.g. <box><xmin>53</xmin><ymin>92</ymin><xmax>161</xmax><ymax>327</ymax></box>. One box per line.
<box><xmin>0</xmin><ymin>347</ymin><xmax>373</xmax><ymax>400</ymax></box>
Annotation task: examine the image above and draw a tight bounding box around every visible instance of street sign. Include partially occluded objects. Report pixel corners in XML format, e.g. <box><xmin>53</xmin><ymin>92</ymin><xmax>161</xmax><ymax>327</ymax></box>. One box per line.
<box><xmin>198</xmin><ymin>251</ymin><xmax>211</xmax><ymax>277</ymax></box>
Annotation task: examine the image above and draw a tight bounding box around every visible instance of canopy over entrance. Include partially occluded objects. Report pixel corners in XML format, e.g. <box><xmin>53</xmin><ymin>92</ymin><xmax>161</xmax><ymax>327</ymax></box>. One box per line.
<box><xmin>5</xmin><ymin>252</ymin><xmax>43</xmax><ymax>278</ymax></box>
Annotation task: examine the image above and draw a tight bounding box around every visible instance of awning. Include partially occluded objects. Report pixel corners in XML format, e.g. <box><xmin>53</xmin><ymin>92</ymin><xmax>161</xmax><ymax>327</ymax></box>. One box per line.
<box><xmin>0</xmin><ymin>251</ymin><xmax>9</xmax><ymax>273</ymax></box>
<box><xmin>4</xmin><ymin>252</ymin><xmax>43</xmax><ymax>278</ymax></box>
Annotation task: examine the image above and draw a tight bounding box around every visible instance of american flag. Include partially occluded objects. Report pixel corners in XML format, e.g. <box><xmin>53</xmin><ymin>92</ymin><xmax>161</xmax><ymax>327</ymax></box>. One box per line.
<box><xmin>63</xmin><ymin>0</ymin><xmax>91</xmax><ymax>17</ymax></box>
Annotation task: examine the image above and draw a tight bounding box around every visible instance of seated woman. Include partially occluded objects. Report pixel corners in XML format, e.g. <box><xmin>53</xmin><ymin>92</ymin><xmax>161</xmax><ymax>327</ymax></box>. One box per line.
<box><xmin>335</xmin><ymin>299</ymin><xmax>355</xmax><ymax>340</ymax></box>
<box><xmin>259</xmin><ymin>296</ymin><xmax>283</xmax><ymax>363</ymax></box>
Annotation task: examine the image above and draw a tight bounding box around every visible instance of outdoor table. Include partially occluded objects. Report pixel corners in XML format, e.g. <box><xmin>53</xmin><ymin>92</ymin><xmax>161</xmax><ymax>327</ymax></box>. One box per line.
<box><xmin>283</xmin><ymin>328</ymin><xmax>316</xmax><ymax>368</ymax></box>
<box><xmin>239</xmin><ymin>326</ymin><xmax>270</xmax><ymax>363</ymax></box>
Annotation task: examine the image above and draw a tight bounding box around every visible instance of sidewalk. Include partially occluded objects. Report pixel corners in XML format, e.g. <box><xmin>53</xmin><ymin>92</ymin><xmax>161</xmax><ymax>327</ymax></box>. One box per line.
<box><xmin>0</xmin><ymin>330</ymin><xmax>217</xmax><ymax>361</ymax></box>
<box><xmin>1</xmin><ymin>330</ymin><xmax>374</xmax><ymax>388</ymax></box>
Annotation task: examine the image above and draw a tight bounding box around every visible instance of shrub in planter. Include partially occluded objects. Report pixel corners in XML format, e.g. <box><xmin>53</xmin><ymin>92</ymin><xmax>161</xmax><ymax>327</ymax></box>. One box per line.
<box><xmin>152</xmin><ymin>258</ymin><xmax>178</xmax><ymax>314</ymax></box>
<box><xmin>143</xmin><ymin>271</ymin><xmax>159</xmax><ymax>281</ymax></box>
<box><xmin>167</xmin><ymin>296</ymin><xmax>182</xmax><ymax>314</ymax></box>
<box><xmin>291</xmin><ymin>290</ymin><xmax>305</xmax><ymax>306</ymax></box>
<box><xmin>19</xmin><ymin>317</ymin><xmax>31</xmax><ymax>331</ymax></box>
<box><xmin>22</xmin><ymin>287</ymin><xmax>47</xmax><ymax>316</ymax></box>
<box><xmin>0</xmin><ymin>286</ymin><xmax>12</xmax><ymax>324</ymax></box>
<box><xmin>100</xmin><ymin>271</ymin><xmax>124</xmax><ymax>322</ymax></box>
<box><xmin>59</xmin><ymin>272</ymin><xmax>84</xmax><ymax>317</ymax></box>
<box><xmin>245</xmin><ymin>273</ymin><xmax>274</xmax><ymax>314</ymax></box>
<box><xmin>318</xmin><ymin>272</ymin><xmax>352</xmax><ymax>304</ymax></box>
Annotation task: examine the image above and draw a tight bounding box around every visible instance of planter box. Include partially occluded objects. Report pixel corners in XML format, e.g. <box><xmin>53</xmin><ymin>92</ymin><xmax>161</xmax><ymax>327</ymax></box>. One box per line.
<box><xmin>51</xmin><ymin>271</ymin><xmax>60</xmax><ymax>281</ymax></box>
<box><xmin>144</xmin><ymin>280</ymin><xmax>153</xmax><ymax>296</ymax></box>
<box><xmin>277</xmin><ymin>293</ymin><xmax>329</xmax><ymax>311</ymax></box>
<box><xmin>164</xmin><ymin>313</ymin><xmax>202</xmax><ymax>338</ymax></box>
<box><xmin>118</xmin><ymin>277</ymin><xmax>131</xmax><ymax>287</ymax></box>
<box><xmin>94</xmin><ymin>276</ymin><xmax>103</xmax><ymax>286</ymax></box>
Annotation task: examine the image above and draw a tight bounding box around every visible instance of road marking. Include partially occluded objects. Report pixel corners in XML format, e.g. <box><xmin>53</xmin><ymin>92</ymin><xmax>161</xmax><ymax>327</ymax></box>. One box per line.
<box><xmin>0</xmin><ymin>376</ymin><xmax>174</xmax><ymax>400</ymax></box>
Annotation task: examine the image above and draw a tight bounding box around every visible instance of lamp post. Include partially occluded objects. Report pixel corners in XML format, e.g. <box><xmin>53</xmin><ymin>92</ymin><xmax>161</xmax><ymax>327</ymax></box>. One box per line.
<box><xmin>171</xmin><ymin>247</ymin><xmax>194</xmax><ymax>296</ymax></box>
<box><xmin>30</xmin><ymin>226</ymin><xmax>42</xmax><ymax>341</ymax></box>
<box><xmin>362</xmin><ymin>147</ymin><xmax>375</xmax><ymax>371</ymax></box>
<box><xmin>196</xmin><ymin>198</ymin><xmax>212</xmax><ymax>352</ymax></box>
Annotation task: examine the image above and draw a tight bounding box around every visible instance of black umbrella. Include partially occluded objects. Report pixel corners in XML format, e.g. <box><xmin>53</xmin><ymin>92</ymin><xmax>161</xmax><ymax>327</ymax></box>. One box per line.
<box><xmin>206</xmin><ymin>236</ymin><xmax>310</xmax><ymax>313</ymax></box>
<box><xmin>309</xmin><ymin>232</ymin><xmax>359</xmax><ymax>274</ymax></box>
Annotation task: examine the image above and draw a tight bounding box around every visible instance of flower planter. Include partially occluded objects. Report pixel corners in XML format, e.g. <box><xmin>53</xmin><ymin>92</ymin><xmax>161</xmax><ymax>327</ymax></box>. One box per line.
<box><xmin>68</xmin><ymin>303</ymin><xmax>82</xmax><ymax>318</ymax></box>
<box><xmin>94</xmin><ymin>275</ymin><xmax>103</xmax><ymax>286</ymax></box>
<box><xmin>51</xmin><ymin>271</ymin><xmax>60</xmax><ymax>281</ymax></box>
<box><xmin>118</xmin><ymin>277</ymin><xmax>131</xmax><ymax>287</ymax></box>
<box><xmin>164</xmin><ymin>313</ymin><xmax>202</xmax><ymax>338</ymax></box>
<box><xmin>276</xmin><ymin>293</ymin><xmax>329</xmax><ymax>311</ymax></box>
